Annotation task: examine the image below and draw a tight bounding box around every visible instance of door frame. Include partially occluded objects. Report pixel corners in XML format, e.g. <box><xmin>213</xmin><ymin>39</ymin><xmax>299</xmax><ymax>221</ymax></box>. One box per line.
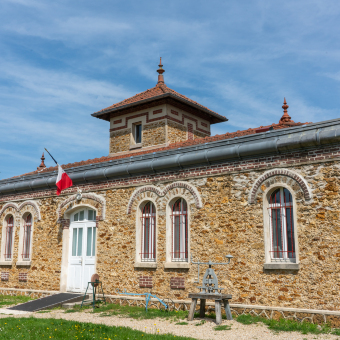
<box><xmin>60</xmin><ymin>205</ymin><xmax>98</xmax><ymax>293</ymax></box>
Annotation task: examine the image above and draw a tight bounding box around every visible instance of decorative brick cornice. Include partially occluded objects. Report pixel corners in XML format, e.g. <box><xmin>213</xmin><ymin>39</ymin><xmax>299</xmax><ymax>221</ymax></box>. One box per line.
<box><xmin>248</xmin><ymin>168</ymin><xmax>313</xmax><ymax>204</ymax></box>
<box><xmin>127</xmin><ymin>181</ymin><xmax>203</xmax><ymax>214</ymax></box>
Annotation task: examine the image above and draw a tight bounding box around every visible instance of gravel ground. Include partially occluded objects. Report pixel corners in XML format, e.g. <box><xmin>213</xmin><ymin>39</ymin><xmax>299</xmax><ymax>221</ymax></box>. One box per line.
<box><xmin>0</xmin><ymin>308</ymin><xmax>339</xmax><ymax>340</ymax></box>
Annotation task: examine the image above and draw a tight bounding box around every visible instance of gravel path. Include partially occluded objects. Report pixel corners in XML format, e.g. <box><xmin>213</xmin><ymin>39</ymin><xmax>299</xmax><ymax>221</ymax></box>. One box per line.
<box><xmin>0</xmin><ymin>309</ymin><xmax>339</xmax><ymax>339</ymax></box>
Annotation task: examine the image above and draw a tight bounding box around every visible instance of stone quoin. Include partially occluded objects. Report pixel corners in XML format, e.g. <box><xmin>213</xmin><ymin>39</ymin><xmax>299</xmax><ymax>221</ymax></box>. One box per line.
<box><xmin>1</xmin><ymin>59</ymin><xmax>340</xmax><ymax>325</ymax></box>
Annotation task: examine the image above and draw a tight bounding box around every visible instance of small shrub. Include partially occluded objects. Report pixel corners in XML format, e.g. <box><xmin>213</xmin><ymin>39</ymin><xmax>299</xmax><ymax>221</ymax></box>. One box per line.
<box><xmin>176</xmin><ymin>322</ymin><xmax>188</xmax><ymax>325</ymax></box>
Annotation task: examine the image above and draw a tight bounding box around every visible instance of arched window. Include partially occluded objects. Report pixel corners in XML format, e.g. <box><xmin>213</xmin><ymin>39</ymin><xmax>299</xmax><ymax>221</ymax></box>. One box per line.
<box><xmin>269</xmin><ymin>188</ymin><xmax>295</xmax><ymax>260</ymax></box>
<box><xmin>171</xmin><ymin>198</ymin><xmax>188</xmax><ymax>262</ymax></box>
<box><xmin>5</xmin><ymin>215</ymin><xmax>14</xmax><ymax>261</ymax></box>
<box><xmin>22</xmin><ymin>214</ymin><xmax>32</xmax><ymax>260</ymax></box>
<box><xmin>140</xmin><ymin>202</ymin><xmax>156</xmax><ymax>262</ymax></box>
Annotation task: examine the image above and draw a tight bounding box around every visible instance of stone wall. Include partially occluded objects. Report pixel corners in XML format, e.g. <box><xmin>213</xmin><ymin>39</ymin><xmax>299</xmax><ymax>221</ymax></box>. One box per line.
<box><xmin>143</xmin><ymin>121</ymin><xmax>166</xmax><ymax>147</ymax></box>
<box><xmin>167</xmin><ymin>120</ymin><xmax>187</xmax><ymax>144</ymax></box>
<box><xmin>1</xmin><ymin>148</ymin><xmax>340</xmax><ymax>312</ymax></box>
<box><xmin>110</xmin><ymin>129</ymin><xmax>131</xmax><ymax>153</ymax></box>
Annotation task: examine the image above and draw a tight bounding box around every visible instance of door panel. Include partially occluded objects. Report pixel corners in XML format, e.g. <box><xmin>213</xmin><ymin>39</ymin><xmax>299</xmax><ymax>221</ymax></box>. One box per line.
<box><xmin>68</xmin><ymin>221</ymin><xmax>96</xmax><ymax>292</ymax></box>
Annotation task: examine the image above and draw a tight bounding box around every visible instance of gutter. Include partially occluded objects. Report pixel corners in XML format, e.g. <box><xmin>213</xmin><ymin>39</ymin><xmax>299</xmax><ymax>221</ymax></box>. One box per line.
<box><xmin>1</xmin><ymin>118</ymin><xmax>340</xmax><ymax>196</ymax></box>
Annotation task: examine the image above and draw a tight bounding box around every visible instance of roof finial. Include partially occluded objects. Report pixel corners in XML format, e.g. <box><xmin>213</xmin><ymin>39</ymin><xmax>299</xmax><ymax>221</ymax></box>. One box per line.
<box><xmin>279</xmin><ymin>97</ymin><xmax>292</xmax><ymax>124</ymax></box>
<box><xmin>37</xmin><ymin>152</ymin><xmax>46</xmax><ymax>170</ymax></box>
<box><xmin>157</xmin><ymin>57</ymin><xmax>165</xmax><ymax>85</ymax></box>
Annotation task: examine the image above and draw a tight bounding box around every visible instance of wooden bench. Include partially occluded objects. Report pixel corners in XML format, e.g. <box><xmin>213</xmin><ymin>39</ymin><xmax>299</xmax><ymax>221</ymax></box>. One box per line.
<box><xmin>188</xmin><ymin>293</ymin><xmax>232</xmax><ymax>325</ymax></box>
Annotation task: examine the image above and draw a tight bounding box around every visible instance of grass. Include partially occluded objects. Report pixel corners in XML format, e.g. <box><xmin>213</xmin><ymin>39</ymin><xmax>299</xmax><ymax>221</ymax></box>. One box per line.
<box><xmin>0</xmin><ymin>317</ymin><xmax>197</xmax><ymax>340</ymax></box>
<box><xmin>0</xmin><ymin>295</ymin><xmax>33</xmax><ymax>307</ymax></box>
<box><xmin>175</xmin><ymin>322</ymin><xmax>188</xmax><ymax>325</ymax></box>
<box><xmin>236</xmin><ymin>314</ymin><xmax>340</xmax><ymax>336</ymax></box>
<box><xmin>214</xmin><ymin>325</ymin><xmax>231</xmax><ymax>331</ymax></box>
<box><xmin>194</xmin><ymin>320</ymin><xmax>205</xmax><ymax>326</ymax></box>
<box><xmin>66</xmin><ymin>302</ymin><xmax>189</xmax><ymax>322</ymax></box>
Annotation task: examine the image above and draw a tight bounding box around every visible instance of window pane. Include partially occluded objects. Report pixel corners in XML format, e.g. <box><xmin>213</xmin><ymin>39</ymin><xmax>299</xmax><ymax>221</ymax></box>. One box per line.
<box><xmin>88</xmin><ymin>210</ymin><xmax>93</xmax><ymax>221</ymax></box>
<box><xmin>286</xmin><ymin>207</ymin><xmax>295</xmax><ymax>258</ymax></box>
<box><xmin>271</xmin><ymin>189</ymin><xmax>281</xmax><ymax>204</ymax></box>
<box><xmin>87</xmin><ymin>227</ymin><xmax>92</xmax><ymax>256</ymax></box>
<box><xmin>283</xmin><ymin>188</ymin><xmax>292</xmax><ymax>203</ymax></box>
<box><xmin>143</xmin><ymin>218</ymin><xmax>150</xmax><ymax>258</ymax></box>
<box><xmin>271</xmin><ymin>208</ymin><xmax>283</xmax><ymax>258</ymax></box>
<box><xmin>135</xmin><ymin>124</ymin><xmax>142</xmax><ymax>144</ymax></box>
<box><xmin>77</xmin><ymin>228</ymin><xmax>83</xmax><ymax>256</ymax></box>
<box><xmin>74</xmin><ymin>213</ymin><xmax>78</xmax><ymax>221</ymax></box>
<box><xmin>174</xmin><ymin>216</ymin><xmax>180</xmax><ymax>258</ymax></box>
<box><xmin>92</xmin><ymin>227</ymin><xmax>96</xmax><ymax>256</ymax></box>
<box><xmin>72</xmin><ymin>229</ymin><xmax>77</xmax><ymax>256</ymax></box>
<box><xmin>93</xmin><ymin>210</ymin><xmax>96</xmax><ymax>220</ymax></box>
<box><xmin>79</xmin><ymin>211</ymin><xmax>84</xmax><ymax>221</ymax></box>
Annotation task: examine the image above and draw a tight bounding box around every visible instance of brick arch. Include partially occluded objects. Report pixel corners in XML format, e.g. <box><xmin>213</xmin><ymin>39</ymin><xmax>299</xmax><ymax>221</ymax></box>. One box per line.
<box><xmin>0</xmin><ymin>201</ymin><xmax>41</xmax><ymax>221</ymax></box>
<box><xmin>0</xmin><ymin>203</ymin><xmax>19</xmax><ymax>218</ymax></box>
<box><xmin>18</xmin><ymin>200</ymin><xmax>41</xmax><ymax>220</ymax></box>
<box><xmin>248</xmin><ymin>168</ymin><xmax>312</xmax><ymax>204</ymax></box>
<box><xmin>57</xmin><ymin>192</ymin><xmax>106</xmax><ymax>221</ymax></box>
<box><xmin>127</xmin><ymin>181</ymin><xmax>202</xmax><ymax>214</ymax></box>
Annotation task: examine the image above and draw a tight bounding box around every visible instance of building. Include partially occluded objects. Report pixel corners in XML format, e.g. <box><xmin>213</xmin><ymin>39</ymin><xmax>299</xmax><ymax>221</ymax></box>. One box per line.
<box><xmin>1</xmin><ymin>60</ymin><xmax>340</xmax><ymax>324</ymax></box>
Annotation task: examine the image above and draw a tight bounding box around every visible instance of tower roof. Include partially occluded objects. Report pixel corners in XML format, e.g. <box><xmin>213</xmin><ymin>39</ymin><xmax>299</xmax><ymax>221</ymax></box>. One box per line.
<box><xmin>92</xmin><ymin>60</ymin><xmax>228</xmax><ymax>124</ymax></box>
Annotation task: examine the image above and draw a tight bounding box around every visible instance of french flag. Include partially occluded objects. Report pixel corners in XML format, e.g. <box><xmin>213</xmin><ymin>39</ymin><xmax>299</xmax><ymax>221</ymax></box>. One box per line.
<box><xmin>56</xmin><ymin>164</ymin><xmax>73</xmax><ymax>196</ymax></box>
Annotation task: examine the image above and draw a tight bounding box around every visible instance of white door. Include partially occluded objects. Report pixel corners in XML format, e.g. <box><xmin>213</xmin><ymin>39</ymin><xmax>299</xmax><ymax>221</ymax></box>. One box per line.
<box><xmin>67</xmin><ymin>209</ymin><xmax>97</xmax><ymax>292</ymax></box>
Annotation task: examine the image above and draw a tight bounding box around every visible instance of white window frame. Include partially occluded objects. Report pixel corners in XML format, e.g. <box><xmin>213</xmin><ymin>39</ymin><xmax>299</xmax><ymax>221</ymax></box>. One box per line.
<box><xmin>140</xmin><ymin>202</ymin><xmax>156</xmax><ymax>262</ymax></box>
<box><xmin>262</xmin><ymin>184</ymin><xmax>299</xmax><ymax>269</ymax></box>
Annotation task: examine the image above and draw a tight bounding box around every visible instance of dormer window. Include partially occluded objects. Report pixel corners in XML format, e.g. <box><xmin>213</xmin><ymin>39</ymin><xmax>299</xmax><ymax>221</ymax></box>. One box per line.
<box><xmin>134</xmin><ymin>123</ymin><xmax>142</xmax><ymax>144</ymax></box>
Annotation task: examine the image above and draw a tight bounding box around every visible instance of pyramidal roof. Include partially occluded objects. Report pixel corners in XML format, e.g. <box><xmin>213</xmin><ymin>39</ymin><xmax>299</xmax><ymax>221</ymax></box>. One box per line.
<box><xmin>92</xmin><ymin>59</ymin><xmax>227</xmax><ymax>124</ymax></box>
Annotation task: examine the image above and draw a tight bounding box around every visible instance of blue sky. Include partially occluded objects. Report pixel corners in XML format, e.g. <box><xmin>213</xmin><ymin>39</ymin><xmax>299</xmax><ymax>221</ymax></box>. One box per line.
<box><xmin>1</xmin><ymin>0</ymin><xmax>340</xmax><ymax>179</ymax></box>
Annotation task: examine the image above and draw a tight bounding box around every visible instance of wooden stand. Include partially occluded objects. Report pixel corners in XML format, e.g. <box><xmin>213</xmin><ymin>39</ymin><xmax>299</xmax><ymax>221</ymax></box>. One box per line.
<box><xmin>188</xmin><ymin>293</ymin><xmax>232</xmax><ymax>325</ymax></box>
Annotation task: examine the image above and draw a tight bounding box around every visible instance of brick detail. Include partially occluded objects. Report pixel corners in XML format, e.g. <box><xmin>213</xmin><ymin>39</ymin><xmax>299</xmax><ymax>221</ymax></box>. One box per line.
<box><xmin>113</xmin><ymin>119</ymin><xmax>122</xmax><ymax>124</ymax></box>
<box><xmin>201</xmin><ymin>122</ymin><xmax>208</xmax><ymax>127</ymax></box>
<box><xmin>139</xmin><ymin>276</ymin><xmax>152</xmax><ymax>288</ymax></box>
<box><xmin>153</xmin><ymin>109</ymin><xmax>162</xmax><ymax>115</ymax></box>
<box><xmin>59</xmin><ymin>218</ymin><xmax>70</xmax><ymax>229</ymax></box>
<box><xmin>170</xmin><ymin>277</ymin><xmax>185</xmax><ymax>289</ymax></box>
<box><xmin>109</xmin><ymin>111</ymin><xmax>210</xmax><ymax>135</ymax></box>
<box><xmin>188</xmin><ymin>123</ymin><xmax>193</xmax><ymax>140</ymax></box>
<box><xmin>248</xmin><ymin>168</ymin><xmax>312</xmax><ymax>204</ymax></box>
<box><xmin>1</xmin><ymin>272</ymin><xmax>9</xmax><ymax>281</ymax></box>
<box><xmin>171</xmin><ymin>109</ymin><xmax>179</xmax><ymax>116</ymax></box>
<box><xmin>19</xmin><ymin>273</ymin><xmax>28</xmax><ymax>282</ymax></box>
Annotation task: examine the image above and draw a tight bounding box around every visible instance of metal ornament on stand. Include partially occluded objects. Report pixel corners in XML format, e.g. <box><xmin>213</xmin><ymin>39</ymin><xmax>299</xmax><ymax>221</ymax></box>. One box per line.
<box><xmin>191</xmin><ymin>255</ymin><xmax>233</xmax><ymax>294</ymax></box>
<box><xmin>115</xmin><ymin>289</ymin><xmax>168</xmax><ymax>312</ymax></box>
<box><xmin>188</xmin><ymin>254</ymin><xmax>234</xmax><ymax>325</ymax></box>
<box><xmin>81</xmin><ymin>273</ymin><xmax>106</xmax><ymax>309</ymax></box>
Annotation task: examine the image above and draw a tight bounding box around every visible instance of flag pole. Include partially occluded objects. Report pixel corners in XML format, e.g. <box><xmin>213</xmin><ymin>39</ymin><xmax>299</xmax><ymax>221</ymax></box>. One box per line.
<box><xmin>44</xmin><ymin>148</ymin><xmax>58</xmax><ymax>165</ymax></box>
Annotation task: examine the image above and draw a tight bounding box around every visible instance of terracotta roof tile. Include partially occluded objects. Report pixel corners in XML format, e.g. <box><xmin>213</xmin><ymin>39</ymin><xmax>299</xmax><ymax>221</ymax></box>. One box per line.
<box><xmin>93</xmin><ymin>83</ymin><xmax>226</xmax><ymax>121</ymax></box>
<box><xmin>11</xmin><ymin>119</ymin><xmax>310</xmax><ymax>180</ymax></box>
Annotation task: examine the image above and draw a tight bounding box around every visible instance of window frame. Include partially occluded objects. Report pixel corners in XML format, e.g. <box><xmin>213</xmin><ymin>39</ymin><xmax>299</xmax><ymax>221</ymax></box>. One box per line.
<box><xmin>22</xmin><ymin>213</ymin><xmax>32</xmax><ymax>260</ymax></box>
<box><xmin>132</xmin><ymin>122</ymin><xmax>142</xmax><ymax>145</ymax></box>
<box><xmin>2</xmin><ymin>215</ymin><xmax>15</xmax><ymax>262</ymax></box>
<box><xmin>170</xmin><ymin>198</ymin><xmax>189</xmax><ymax>263</ymax></box>
<box><xmin>134</xmin><ymin>200</ymin><xmax>158</xmax><ymax>268</ymax></box>
<box><xmin>262</xmin><ymin>184</ymin><xmax>299</xmax><ymax>269</ymax></box>
<box><xmin>140</xmin><ymin>202</ymin><xmax>156</xmax><ymax>262</ymax></box>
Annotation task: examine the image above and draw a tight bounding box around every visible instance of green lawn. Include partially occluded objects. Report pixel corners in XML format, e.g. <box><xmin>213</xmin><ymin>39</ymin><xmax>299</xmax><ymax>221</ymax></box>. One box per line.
<box><xmin>0</xmin><ymin>295</ymin><xmax>33</xmax><ymax>307</ymax></box>
<box><xmin>237</xmin><ymin>314</ymin><xmax>340</xmax><ymax>336</ymax></box>
<box><xmin>0</xmin><ymin>317</ymin><xmax>196</xmax><ymax>340</ymax></box>
<box><xmin>66</xmin><ymin>302</ymin><xmax>189</xmax><ymax>322</ymax></box>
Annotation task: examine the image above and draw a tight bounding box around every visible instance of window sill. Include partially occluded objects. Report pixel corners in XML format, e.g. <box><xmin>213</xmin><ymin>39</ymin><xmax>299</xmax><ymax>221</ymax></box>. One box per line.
<box><xmin>129</xmin><ymin>143</ymin><xmax>143</xmax><ymax>150</ymax></box>
<box><xmin>16</xmin><ymin>261</ymin><xmax>31</xmax><ymax>266</ymax></box>
<box><xmin>263</xmin><ymin>263</ymin><xmax>299</xmax><ymax>270</ymax></box>
<box><xmin>0</xmin><ymin>261</ymin><xmax>13</xmax><ymax>266</ymax></box>
<box><xmin>134</xmin><ymin>262</ymin><xmax>157</xmax><ymax>268</ymax></box>
<box><xmin>164</xmin><ymin>262</ymin><xmax>190</xmax><ymax>269</ymax></box>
